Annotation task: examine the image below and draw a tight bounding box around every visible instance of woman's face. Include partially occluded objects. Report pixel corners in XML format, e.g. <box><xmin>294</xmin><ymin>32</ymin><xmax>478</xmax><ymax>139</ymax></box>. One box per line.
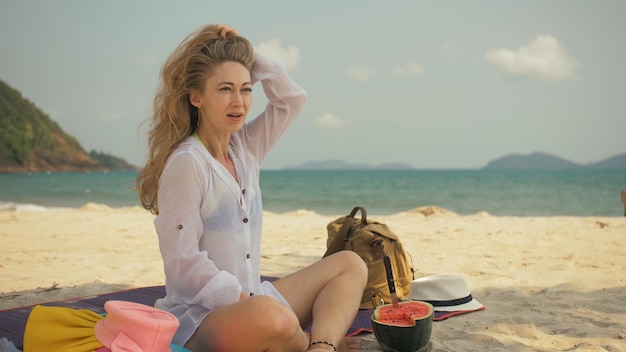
<box><xmin>190</xmin><ymin>61</ymin><xmax>252</xmax><ymax>135</ymax></box>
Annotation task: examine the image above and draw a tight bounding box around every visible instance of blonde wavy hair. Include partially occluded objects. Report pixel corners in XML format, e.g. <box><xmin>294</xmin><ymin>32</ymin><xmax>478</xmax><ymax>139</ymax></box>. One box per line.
<box><xmin>136</xmin><ymin>24</ymin><xmax>254</xmax><ymax>214</ymax></box>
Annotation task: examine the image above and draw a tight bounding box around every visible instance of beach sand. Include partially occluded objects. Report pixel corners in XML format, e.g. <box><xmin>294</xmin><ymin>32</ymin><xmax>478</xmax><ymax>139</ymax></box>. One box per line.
<box><xmin>1</xmin><ymin>204</ymin><xmax>625</xmax><ymax>351</ymax></box>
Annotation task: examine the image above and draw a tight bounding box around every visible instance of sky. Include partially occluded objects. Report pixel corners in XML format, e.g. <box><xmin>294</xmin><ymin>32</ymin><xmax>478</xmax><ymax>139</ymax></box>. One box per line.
<box><xmin>1</xmin><ymin>1</ymin><xmax>625</xmax><ymax>170</ymax></box>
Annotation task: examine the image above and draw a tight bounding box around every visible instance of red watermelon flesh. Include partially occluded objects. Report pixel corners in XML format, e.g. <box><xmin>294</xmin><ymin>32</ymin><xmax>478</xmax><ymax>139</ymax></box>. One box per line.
<box><xmin>373</xmin><ymin>301</ymin><xmax>432</xmax><ymax>326</ymax></box>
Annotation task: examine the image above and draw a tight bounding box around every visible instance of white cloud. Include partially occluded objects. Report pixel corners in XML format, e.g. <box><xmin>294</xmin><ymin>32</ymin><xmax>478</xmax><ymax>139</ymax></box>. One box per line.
<box><xmin>99</xmin><ymin>112</ymin><xmax>127</xmax><ymax>122</ymax></box>
<box><xmin>256</xmin><ymin>38</ymin><xmax>300</xmax><ymax>71</ymax></box>
<box><xmin>391</xmin><ymin>62</ymin><xmax>425</xmax><ymax>76</ymax></box>
<box><xmin>485</xmin><ymin>35</ymin><xmax>579</xmax><ymax>81</ymax></box>
<box><xmin>133</xmin><ymin>53</ymin><xmax>160</xmax><ymax>66</ymax></box>
<box><xmin>313</xmin><ymin>113</ymin><xmax>351</xmax><ymax>129</ymax></box>
<box><xmin>349</xmin><ymin>65</ymin><xmax>374</xmax><ymax>81</ymax></box>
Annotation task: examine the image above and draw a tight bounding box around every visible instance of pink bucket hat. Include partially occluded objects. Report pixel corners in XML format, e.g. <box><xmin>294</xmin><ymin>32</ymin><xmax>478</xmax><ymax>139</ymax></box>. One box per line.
<box><xmin>94</xmin><ymin>300</ymin><xmax>179</xmax><ymax>352</ymax></box>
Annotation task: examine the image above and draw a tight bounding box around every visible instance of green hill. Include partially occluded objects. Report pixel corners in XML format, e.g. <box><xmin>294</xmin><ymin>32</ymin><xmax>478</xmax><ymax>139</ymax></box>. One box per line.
<box><xmin>0</xmin><ymin>79</ymin><xmax>135</xmax><ymax>173</ymax></box>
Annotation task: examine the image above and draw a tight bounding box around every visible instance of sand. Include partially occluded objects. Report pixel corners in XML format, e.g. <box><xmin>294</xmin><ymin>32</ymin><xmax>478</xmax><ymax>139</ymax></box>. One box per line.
<box><xmin>1</xmin><ymin>204</ymin><xmax>625</xmax><ymax>351</ymax></box>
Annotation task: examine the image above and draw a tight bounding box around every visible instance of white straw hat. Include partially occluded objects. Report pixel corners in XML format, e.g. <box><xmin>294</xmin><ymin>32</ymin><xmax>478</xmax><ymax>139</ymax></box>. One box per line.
<box><xmin>409</xmin><ymin>274</ymin><xmax>484</xmax><ymax>312</ymax></box>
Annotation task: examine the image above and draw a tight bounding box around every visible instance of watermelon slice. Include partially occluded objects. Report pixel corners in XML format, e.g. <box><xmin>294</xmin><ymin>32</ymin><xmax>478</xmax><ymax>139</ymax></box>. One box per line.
<box><xmin>371</xmin><ymin>301</ymin><xmax>433</xmax><ymax>352</ymax></box>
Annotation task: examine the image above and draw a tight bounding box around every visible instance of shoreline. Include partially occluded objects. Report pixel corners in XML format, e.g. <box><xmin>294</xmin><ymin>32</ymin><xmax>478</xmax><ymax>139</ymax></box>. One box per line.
<box><xmin>1</xmin><ymin>206</ymin><xmax>625</xmax><ymax>350</ymax></box>
<box><xmin>2</xmin><ymin>200</ymin><xmax>626</xmax><ymax>218</ymax></box>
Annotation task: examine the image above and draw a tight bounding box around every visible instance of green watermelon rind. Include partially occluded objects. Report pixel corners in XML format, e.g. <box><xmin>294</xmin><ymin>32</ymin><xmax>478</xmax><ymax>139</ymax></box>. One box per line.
<box><xmin>370</xmin><ymin>301</ymin><xmax>434</xmax><ymax>352</ymax></box>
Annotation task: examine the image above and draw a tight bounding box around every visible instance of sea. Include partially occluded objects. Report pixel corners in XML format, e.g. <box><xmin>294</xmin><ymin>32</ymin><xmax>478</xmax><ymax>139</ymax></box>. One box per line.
<box><xmin>0</xmin><ymin>169</ymin><xmax>625</xmax><ymax>217</ymax></box>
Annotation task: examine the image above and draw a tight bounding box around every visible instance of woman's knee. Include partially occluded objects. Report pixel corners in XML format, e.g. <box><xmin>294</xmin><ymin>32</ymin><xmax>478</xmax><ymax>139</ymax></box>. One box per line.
<box><xmin>336</xmin><ymin>251</ymin><xmax>368</xmax><ymax>283</ymax></box>
<box><xmin>251</xmin><ymin>296</ymin><xmax>302</xmax><ymax>338</ymax></box>
<box><xmin>192</xmin><ymin>296</ymin><xmax>302</xmax><ymax>351</ymax></box>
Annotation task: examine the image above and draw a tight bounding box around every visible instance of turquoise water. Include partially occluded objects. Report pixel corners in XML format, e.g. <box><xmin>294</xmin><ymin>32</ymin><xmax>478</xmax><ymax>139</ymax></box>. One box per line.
<box><xmin>0</xmin><ymin>171</ymin><xmax>140</xmax><ymax>210</ymax></box>
<box><xmin>0</xmin><ymin>169</ymin><xmax>624</xmax><ymax>216</ymax></box>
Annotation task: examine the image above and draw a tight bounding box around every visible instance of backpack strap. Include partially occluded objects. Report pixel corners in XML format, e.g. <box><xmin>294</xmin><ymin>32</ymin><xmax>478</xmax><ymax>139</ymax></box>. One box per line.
<box><xmin>323</xmin><ymin>206</ymin><xmax>367</xmax><ymax>257</ymax></box>
<box><xmin>345</xmin><ymin>206</ymin><xmax>368</xmax><ymax>234</ymax></box>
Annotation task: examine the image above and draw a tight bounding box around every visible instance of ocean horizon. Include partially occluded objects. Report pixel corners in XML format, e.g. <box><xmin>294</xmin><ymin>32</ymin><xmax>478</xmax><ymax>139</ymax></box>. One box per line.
<box><xmin>0</xmin><ymin>169</ymin><xmax>624</xmax><ymax>217</ymax></box>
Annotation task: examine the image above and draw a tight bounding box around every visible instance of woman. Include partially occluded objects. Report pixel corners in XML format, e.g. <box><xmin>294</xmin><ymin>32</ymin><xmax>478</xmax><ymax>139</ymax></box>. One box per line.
<box><xmin>136</xmin><ymin>24</ymin><xmax>367</xmax><ymax>352</ymax></box>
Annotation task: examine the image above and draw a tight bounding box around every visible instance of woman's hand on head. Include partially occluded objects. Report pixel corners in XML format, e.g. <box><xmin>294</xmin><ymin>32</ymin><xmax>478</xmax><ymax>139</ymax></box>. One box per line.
<box><xmin>216</xmin><ymin>24</ymin><xmax>238</xmax><ymax>38</ymax></box>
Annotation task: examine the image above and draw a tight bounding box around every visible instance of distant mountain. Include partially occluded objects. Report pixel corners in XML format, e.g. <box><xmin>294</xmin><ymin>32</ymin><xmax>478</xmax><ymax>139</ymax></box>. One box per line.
<box><xmin>587</xmin><ymin>153</ymin><xmax>626</xmax><ymax>169</ymax></box>
<box><xmin>0</xmin><ymin>79</ymin><xmax>136</xmax><ymax>173</ymax></box>
<box><xmin>89</xmin><ymin>150</ymin><xmax>138</xmax><ymax>171</ymax></box>
<box><xmin>286</xmin><ymin>153</ymin><xmax>626</xmax><ymax>170</ymax></box>
<box><xmin>484</xmin><ymin>152</ymin><xmax>626</xmax><ymax>169</ymax></box>
<box><xmin>286</xmin><ymin>160</ymin><xmax>414</xmax><ymax>170</ymax></box>
<box><xmin>484</xmin><ymin>152</ymin><xmax>579</xmax><ymax>169</ymax></box>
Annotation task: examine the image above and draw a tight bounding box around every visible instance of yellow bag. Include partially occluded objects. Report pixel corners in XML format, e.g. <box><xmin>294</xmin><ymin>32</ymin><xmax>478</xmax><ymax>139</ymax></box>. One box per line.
<box><xmin>324</xmin><ymin>206</ymin><xmax>415</xmax><ymax>309</ymax></box>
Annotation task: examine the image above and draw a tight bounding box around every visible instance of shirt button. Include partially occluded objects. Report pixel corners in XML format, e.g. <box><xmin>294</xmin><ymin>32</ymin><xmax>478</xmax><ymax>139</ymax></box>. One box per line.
<box><xmin>246</xmin><ymin>253</ymin><xmax>251</xmax><ymax>259</ymax></box>
<box><xmin>242</xmin><ymin>189</ymin><xmax>246</xmax><ymax>194</ymax></box>
<box><xmin>249</xmin><ymin>292</ymin><xmax>254</xmax><ymax>296</ymax></box>
<box><xmin>243</xmin><ymin>218</ymin><xmax>249</xmax><ymax>223</ymax></box>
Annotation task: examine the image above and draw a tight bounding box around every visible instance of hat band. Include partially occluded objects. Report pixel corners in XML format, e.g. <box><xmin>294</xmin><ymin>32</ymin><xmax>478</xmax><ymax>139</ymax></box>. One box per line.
<box><xmin>422</xmin><ymin>294</ymin><xmax>473</xmax><ymax>307</ymax></box>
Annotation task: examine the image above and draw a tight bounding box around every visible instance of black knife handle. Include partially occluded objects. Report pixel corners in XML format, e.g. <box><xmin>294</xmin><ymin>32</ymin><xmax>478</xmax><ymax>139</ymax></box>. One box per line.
<box><xmin>383</xmin><ymin>256</ymin><xmax>397</xmax><ymax>294</ymax></box>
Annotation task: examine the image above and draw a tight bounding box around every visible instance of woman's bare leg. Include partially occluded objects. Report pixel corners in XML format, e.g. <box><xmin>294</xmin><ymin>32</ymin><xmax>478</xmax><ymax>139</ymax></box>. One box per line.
<box><xmin>272</xmin><ymin>251</ymin><xmax>368</xmax><ymax>352</ymax></box>
<box><xmin>184</xmin><ymin>295</ymin><xmax>308</xmax><ymax>352</ymax></box>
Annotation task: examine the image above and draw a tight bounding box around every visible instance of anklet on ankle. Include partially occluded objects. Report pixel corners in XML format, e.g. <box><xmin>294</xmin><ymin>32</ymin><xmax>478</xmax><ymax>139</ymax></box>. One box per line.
<box><xmin>310</xmin><ymin>340</ymin><xmax>337</xmax><ymax>352</ymax></box>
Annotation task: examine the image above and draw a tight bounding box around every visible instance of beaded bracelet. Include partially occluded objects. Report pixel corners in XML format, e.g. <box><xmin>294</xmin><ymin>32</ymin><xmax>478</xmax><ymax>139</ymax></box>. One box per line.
<box><xmin>310</xmin><ymin>340</ymin><xmax>337</xmax><ymax>352</ymax></box>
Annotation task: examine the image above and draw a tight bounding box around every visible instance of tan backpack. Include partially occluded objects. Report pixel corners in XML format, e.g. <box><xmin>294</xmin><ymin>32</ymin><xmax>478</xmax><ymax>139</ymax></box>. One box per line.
<box><xmin>323</xmin><ymin>206</ymin><xmax>415</xmax><ymax>309</ymax></box>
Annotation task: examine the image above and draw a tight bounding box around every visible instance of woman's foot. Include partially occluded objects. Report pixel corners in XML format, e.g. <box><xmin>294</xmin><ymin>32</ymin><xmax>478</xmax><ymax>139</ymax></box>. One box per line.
<box><xmin>339</xmin><ymin>336</ymin><xmax>362</xmax><ymax>351</ymax></box>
